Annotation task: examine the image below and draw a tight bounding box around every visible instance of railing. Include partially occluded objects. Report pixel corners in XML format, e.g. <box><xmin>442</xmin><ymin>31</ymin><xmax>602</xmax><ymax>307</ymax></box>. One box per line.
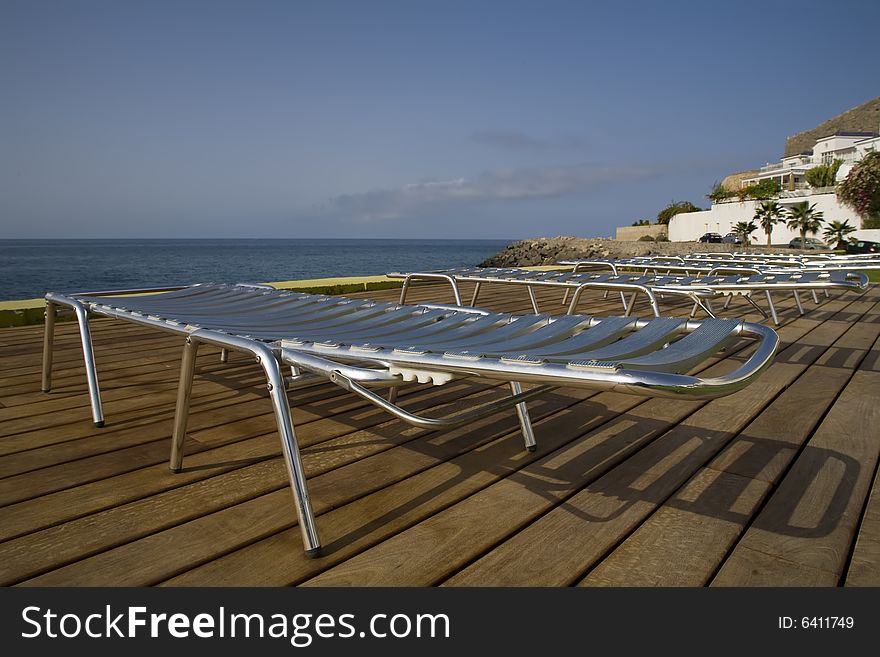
<box><xmin>779</xmin><ymin>186</ymin><xmax>836</xmax><ymax>198</ymax></box>
<box><xmin>759</xmin><ymin>159</ymin><xmax>812</xmax><ymax>173</ymax></box>
<box><xmin>712</xmin><ymin>185</ymin><xmax>836</xmax><ymax>205</ymax></box>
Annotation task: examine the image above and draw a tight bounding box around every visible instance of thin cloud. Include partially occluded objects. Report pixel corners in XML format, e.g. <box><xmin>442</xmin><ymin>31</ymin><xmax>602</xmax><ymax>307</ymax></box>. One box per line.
<box><xmin>325</xmin><ymin>163</ymin><xmax>657</xmax><ymax>220</ymax></box>
<box><xmin>471</xmin><ymin>130</ymin><xmax>591</xmax><ymax>152</ymax></box>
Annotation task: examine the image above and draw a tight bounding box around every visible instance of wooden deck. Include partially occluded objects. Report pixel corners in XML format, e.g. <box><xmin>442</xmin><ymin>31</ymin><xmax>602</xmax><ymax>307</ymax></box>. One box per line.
<box><xmin>1</xmin><ymin>281</ymin><xmax>879</xmax><ymax>587</ymax></box>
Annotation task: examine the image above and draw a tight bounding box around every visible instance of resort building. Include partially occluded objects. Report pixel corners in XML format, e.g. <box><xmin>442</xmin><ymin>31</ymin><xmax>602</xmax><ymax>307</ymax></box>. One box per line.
<box><xmin>740</xmin><ymin>132</ymin><xmax>878</xmax><ymax>193</ymax></box>
<box><xmin>668</xmin><ymin>96</ymin><xmax>880</xmax><ymax>244</ymax></box>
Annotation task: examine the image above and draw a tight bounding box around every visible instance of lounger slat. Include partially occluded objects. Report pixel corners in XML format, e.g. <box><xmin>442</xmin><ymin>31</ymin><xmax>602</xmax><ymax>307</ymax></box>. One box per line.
<box><xmin>616</xmin><ymin>319</ymin><xmax>742</xmax><ymax>373</ymax></box>
<box><xmin>556</xmin><ymin>317</ymin><xmax>686</xmax><ymax>362</ymax></box>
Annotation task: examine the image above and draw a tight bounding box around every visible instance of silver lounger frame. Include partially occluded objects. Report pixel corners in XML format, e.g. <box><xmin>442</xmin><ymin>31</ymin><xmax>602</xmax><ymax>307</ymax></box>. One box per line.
<box><xmin>42</xmin><ymin>284</ymin><xmax>779</xmax><ymax>557</ymax></box>
<box><xmin>388</xmin><ymin>267</ymin><xmax>719</xmax><ymax>318</ymax></box>
<box><xmin>389</xmin><ymin>266</ymin><xmax>868</xmax><ymax>325</ymax></box>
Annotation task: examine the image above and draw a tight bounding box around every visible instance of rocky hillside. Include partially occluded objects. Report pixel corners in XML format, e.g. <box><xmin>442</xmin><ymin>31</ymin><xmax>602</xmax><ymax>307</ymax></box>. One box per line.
<box><xmin>784</xmin><ymin>96</ymin><xmax>880</xmax><ymax>157</ymax></box>
<box><xmin>479</xmin><ymin>236</ymin><xmax>792</xmax><ymax>267</ymax></box>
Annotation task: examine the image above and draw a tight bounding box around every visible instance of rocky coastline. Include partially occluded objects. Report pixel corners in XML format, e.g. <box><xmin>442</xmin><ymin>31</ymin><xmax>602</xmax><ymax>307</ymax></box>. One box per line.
<box><xmin>479</xmin><ymin>236</ymin><xmax>792</xmax><ymax>268</ymax></box>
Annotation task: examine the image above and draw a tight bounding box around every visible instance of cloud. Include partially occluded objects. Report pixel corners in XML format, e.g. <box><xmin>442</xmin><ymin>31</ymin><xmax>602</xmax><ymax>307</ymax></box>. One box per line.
<box><xmin>325</xmin><ymin>162</ymin><xmax>657</xmax><ymax>220</ymax></box>
<box><xmin>470</xmin><ymin>130</ymin><xmax>591</xmax><ymax>152</ymax></box>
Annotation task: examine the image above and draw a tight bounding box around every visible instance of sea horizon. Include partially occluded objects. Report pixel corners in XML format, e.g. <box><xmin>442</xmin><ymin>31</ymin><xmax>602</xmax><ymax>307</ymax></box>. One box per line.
<box><xmin>0</xmin><ymin>238</ymin><xmax>513</xmax><ymax>301</ymax></box>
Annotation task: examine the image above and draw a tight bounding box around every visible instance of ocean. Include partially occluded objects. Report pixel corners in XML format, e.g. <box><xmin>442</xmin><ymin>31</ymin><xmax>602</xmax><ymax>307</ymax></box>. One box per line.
<box><xmin>0</xmin><ymin>238</ymin><xmax>511</xmax><ymax>301</ymax></box>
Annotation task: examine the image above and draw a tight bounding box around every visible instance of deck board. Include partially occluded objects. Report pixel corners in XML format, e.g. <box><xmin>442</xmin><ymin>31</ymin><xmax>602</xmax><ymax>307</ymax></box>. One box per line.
<box><xmin>0</xmin><ymin>281</ymin><xmax>878</xmax><ymax>586</ymax></box>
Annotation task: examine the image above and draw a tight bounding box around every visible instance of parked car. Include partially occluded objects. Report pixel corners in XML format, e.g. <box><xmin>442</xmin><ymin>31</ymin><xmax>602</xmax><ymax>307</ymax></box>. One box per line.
<box><xmin>698</xmin><ymin>232</ymin><xmax>723</xmax><ymax>243</ymax></box>
<box><xmin>845</xmin><ymin>239</ymin><xmax>880</xmax><ymax>254</ymax></box>
<box><xmin>722</xmin><ymin>232</ymin><xmax>739</xmax><ymax>244</ymax></box>
<box><xmin>788</xmin><ymin>237</ymin><xmax>828</xmax><ymax>250</ymax></box>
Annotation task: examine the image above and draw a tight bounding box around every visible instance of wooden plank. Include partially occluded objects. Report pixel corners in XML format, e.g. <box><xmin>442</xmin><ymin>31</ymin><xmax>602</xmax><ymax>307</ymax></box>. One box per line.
<box><xmin>16</xmin><ymin>385</ymin><xmax>601</xmax><ymax>585</ymax></box>
<box><xmin>302</xmin><ymin>395</ymin><xmax>705</xmax><ymax>587</ymax></box>
<box><xmin>845</xmin><ymin>452</ymin><xmax>880</xmax><ymax>585</ymax></box>
<box><xmin>0</xmin><ymin>379</ymin><xmax>501</xmax><ymax>542</ymax></box>
<box><xmin>0</xmin><ymin>377</ymin><xmax>493</xmax><ymax>515</ymax></box>
<box><xmin>161</xmin><ymin>391</ymin><xmax>666</xmax><ymax>586</ymax></box>
<box><xmin>712</xmin><ymin>332</ymin><xmax>880</xmax><ymax>585</ymax></box>
<box><xmin>844</xmin><ymin>326</ymin><xmax>880</xmax><ymax>586</ymax></box>
<box><xmin>0</xmin><ymin>358</ymin><xmax>259</xmax><ymax>435</ymax></box>
<box><xmin>577</xmin><ymin>305</ymin><xmax>880</xmax><ymax>585</ymax></box>
<box><xmin>577</xmin><ymin>350</ymin><xmax>868</xmax><ymax>586</ymax></box>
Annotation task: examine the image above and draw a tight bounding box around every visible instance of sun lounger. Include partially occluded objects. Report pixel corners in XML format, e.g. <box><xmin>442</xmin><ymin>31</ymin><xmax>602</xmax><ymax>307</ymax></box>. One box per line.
<box><xmin>43</xmin><ymin>283</ymin><xmax>778</xmax><ymax>557</ymax></box>
<box><xmin>388</xmin><ymin>266</ymin><xmax>869</xmax><ymax>325</ymax></box>
<box><xmin>387</xmin><ymin>267</ymin><xmax>720</xmax><ymax>317</ymax></box>
<box><xmin>564</xmin><ymin>255</ymin><xmax>876</xmax><ymax>315</ymax></box>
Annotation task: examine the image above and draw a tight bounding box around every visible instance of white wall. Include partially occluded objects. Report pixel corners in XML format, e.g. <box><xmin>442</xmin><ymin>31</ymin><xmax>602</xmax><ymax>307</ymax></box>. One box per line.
<box><xmin>853</xmin><ymin>229</ymin><xmax>880</xmax><ymax>242</ymax></box>
<box><xmin>668</xmin><ymin>191</ymin><xmax>865</xmax><ymax>244</ymax></box>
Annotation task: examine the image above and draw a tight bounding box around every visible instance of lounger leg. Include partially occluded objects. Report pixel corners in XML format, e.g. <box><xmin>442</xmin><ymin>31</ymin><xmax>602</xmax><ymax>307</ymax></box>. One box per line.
<box><xmin>690</xmin><ymin>296</ymin><xmax>716</xmax><ymax>319</ymax></box>
<box><xmin>220</xmin><ymin>348</ymin><xmax>229</xmax><ymax>363</ymax></box>
<box><xmin>470</xmin><ymin>282</ymin><xmax>482</xmax><ymax>307</ymax></box>
<box><xmin>72</xmin><ymin>302</ymin><xmax>104</xmax><ymax>427</ymax></box>
<box><xmin>41</xmin><ymin>301</ymin><xmax>56</xmax><ymax>392</ymax></box>
<box><xmin>398</xmin><ymin>277</ymin><xmax>411</xmax><ymax>304</ymax></box>
<box><xmin>387</xmin><ymin>386</ymin><xmax>399</xmax><ymax>404</ymax></box>
<box><xmin>510</xmin><ymin>382</ymin><xmax>537</xmax><ymax>452</ymax></box>
<box><xmin>765</xmin><ymin>290</ymin><xmax>780</xmax><ymax>326</ymax></box>
<box><xmin>723</xmin><ymin>294</ymin><xmax>734</xmax><ymax>310</ymax></box>
<box><xmin>561</xmin><ymin>288</ymin><xmax>571</xmax><ymax>306</ymax></box>
<box><xmin>527</xmin><ymin>286</ymin><xmax>540</xmax><ymax>314</ymax></box>
<box><xmin>792</xmin><ymin>291</ymin><xmax>805</xmax><ymax>316</ymax></box>
<box><xmin>566</xmin><ymin>287</ymin><xmax>584</xmax><ymax>315</ymax></box>
<box><xmin>170</xmin><ymin>337</ymin><xmax>200</xmax><ymax>472</ymax></box>
<box><xmin>261</xmin><ymin>352</ymin><xmax>321</xmax><ymax>557</ymax></box>
<box><xmin>702</xmin><ymin>298</ymin><xmax>714</xmax><ymax>317</ymax></box>
<box><xmin>624</xmin><ymin>292</ymin><xmax>638</xmax><ymax>317</ymax></box>
<box><xmin>812</xmin><ymin>290</ymin><xmax>819</xmax><ymax>304</ymax></box>
<box><xmin>743</xmin><ymin>294</ymin><xmax>769</xmax><ymax>319</ymax></box>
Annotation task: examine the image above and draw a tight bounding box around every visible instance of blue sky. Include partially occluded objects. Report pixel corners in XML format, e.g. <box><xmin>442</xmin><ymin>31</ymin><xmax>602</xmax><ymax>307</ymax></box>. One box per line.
<box><xmin>2</xmin><ymin>0</ymin><xmax>878</xmax><ymax>239</ymax></box>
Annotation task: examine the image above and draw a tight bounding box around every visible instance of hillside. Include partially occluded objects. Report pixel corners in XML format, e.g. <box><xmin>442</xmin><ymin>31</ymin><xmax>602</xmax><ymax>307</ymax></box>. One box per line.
<box><xmin>784</xmin><ymin>96</ymin><xmax>880</xmax><ymax>156</ymax></box>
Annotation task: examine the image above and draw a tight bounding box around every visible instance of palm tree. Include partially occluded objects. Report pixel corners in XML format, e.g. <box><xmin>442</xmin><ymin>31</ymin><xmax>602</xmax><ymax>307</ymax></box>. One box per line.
<box><xmin>822</xmin><ymin>220</ymin><xmax>857</xmax><ymax>250</ymax></box>
<box><xmin>732</xmin><ymin>220</ymin><xmax>758</xmax><ymax>247</ymax></box>
<box><xmin>786</xmin><ymin>201</ymin><xmax>824</xmax><ymax>247</ymax></box>
<box><xmin>753</xmin><ymin>200</ymin><xmax>785</xmax><ymax>246</ymax></box>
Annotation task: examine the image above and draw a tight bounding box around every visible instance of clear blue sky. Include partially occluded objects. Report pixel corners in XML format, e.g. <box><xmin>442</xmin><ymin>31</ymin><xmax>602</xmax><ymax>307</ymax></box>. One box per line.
<box><xmin>2</xmin><ymin>0</ymin><xmax>878</xmax><ymax>239</ymax></box>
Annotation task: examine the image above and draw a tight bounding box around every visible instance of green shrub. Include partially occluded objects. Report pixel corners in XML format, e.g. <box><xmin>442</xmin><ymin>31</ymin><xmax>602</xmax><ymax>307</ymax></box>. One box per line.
<box><xmin>805</xmin><ymin>159</ymin><xmax>842</xmax><ymax>188</ymax></box>
<box><xmin>657</xmin><ymin>200</ymin><xmax>703</xmax><ymax>225</ymax></box>
<box><xmin>740</xmin><ymin>179</ymin><xmax>781</xmax><ymax>200</ymax></box>
<box><xmin>838</xmin><ymin>151</ymin><xmax>880</xmax><ymax>226</ymax></box>
<box><xmin>707</xmin><ymin>182</ymin><xmax>735</xmax><ymax>203</ymax></box>
<box><xmin>637</xmin><ymin>234</ymin><xmax>655</xmax><ymax>241</ymax></box>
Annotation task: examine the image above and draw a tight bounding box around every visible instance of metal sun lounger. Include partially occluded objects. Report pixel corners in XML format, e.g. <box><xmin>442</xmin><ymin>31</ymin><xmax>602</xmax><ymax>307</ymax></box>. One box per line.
<box><xmin>387</xmin><ymin>267</ymin><xmax>720</xmax><ymax>318</ymax></box>
<box><xmin>388</xmin><ymin>266</ymin><xmax>869</xmax><ymax>325</ymax></box>
<box><xmin>42</xmin><ymin>283</ymin><xmax>779</xmax><ymax>557</ymax></box>
<box><xmin>657</xmin><ymin>270</ymin><xmax>870</xmax><ymax>325</ymax></box>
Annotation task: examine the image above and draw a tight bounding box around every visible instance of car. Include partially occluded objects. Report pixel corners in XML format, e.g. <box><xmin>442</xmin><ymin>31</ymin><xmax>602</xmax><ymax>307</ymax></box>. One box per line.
<box><xmin>698</xmin><ymin>232</ymin><xmax>723</xmax><ymax>243</ymax></box>
<box><xmin>788</xmin><ymin>237</ymin><xmax>828</xmax><ymax>250</ymax></box>
<box><xmin>845</xmin><ymin>239</ymin><xmax>880</xmax><ymax>254</ymax></box>
<box><xmin>722</xmin><ymin>232</ymin><xmax>739</xmax><ymax>244</ymax></box>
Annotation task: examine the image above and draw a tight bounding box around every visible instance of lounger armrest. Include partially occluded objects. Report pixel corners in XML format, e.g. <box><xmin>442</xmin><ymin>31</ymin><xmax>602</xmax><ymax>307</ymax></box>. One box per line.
<box><xmin>618</xmin><ymin>321</ymin><xmax>779</xmax><ymax>399</ymax></box>
<box><xmin>848</xmin><ymin>272</ymin><xmax>870</xmax><ymax>289</ymax></box>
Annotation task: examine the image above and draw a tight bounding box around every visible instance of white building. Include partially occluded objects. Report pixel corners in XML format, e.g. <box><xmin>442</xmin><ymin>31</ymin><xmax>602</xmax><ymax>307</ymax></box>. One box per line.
<box><xmin>668</xmin><ymin>133</ymin><xmax>880</xmax><ymax>244</ymax></box>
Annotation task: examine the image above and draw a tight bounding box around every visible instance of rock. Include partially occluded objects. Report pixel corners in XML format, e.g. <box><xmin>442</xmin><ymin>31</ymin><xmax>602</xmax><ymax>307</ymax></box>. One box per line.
<box><xmin>477</xmin><ymin>236</ymin><xmax>787</xmax><ymax>268</ymax></box>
